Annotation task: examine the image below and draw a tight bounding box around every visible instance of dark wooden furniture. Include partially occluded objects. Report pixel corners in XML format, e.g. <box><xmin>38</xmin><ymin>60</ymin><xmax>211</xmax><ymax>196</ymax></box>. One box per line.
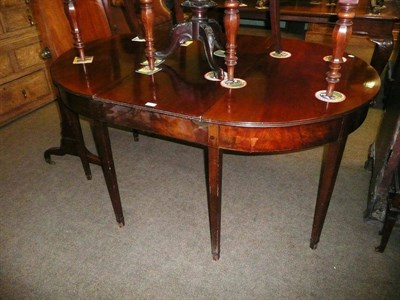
<box><xmin>0</xmin><ymin>0</ymin><xmax>54</xmax><ymax>126</ymax></box>
<box><xmin>366</xmin><ymin>38</ymin><xmax>400</xmax><ymax>252</ymax></box>
<box><xmin>119</xmin><ymin>0</ymin><xmax>175</xmax><ymax>36</ymax></box>
<box><xmin>376</xmin><ymin>193</ymin><xmax>400</xmax><ymax>252</ymax></box>
<box><xmin>32</xmin><ymin>0</ymin><xmax>179</xmax><ymax>177</ymax></box>
<box><xmin>213</xmin><ymin>0</ymin><xmax>400</xmax><ymax>75</ymax></box>
<box><xmin>155</xmin><ymin>0</ymin><xmax>226</xmax><ymax>79</ymax></box>
<box><xmin>48</xmin><ymin>27</ymin><xmax>380</xmax><ymax>259</ymax></box>
<box><xmin>31</xmin><ymin>0</ymin><xmax>177</xmax><ymax>69</ymax></box>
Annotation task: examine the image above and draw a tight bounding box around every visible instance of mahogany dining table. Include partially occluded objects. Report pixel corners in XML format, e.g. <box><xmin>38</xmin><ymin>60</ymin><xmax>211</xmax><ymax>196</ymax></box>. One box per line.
<box><xmin>48</xmin><ymin>33</ymin><xmax>380</xmax><ymax>260</ymax></box>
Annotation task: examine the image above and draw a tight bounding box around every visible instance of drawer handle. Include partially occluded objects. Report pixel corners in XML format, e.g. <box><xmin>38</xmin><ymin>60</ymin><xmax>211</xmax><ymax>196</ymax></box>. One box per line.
<box><xmin>22</xmin><ymin>89</ymin><xmax>28</xmax><ymax>98</ymax></box>
<box><xmin>27</xmin><ymin>15</ymin><xmax>35</xmax><ymax>26</ymax></box>
<box><xmin>40</xmin><ymin>47</ymin><xmax>52</xmax><ymax>60</ymax></box>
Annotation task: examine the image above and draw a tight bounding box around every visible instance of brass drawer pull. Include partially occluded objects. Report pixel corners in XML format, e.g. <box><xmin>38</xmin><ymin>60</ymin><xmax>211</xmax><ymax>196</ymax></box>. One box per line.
<box><xmin>40</xmin><ymin>47</ymin><xmax>52</xmax><ymax>60</ymax></box>
<box><xmin>27</xmin><ymin>15</ymin><xmax>34</xmax><ymax>26</ymax></box>
<box><xmin>21</xmin><ymin>89</ymin><xmax>28</xmax><ymax>98</ymax></box>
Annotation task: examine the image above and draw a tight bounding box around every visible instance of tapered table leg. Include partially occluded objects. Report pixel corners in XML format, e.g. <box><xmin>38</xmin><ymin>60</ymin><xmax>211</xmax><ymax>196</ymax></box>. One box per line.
<box><xmin>92</xmin><ymin>120</ymin><xmax>125</xmax><ymax>227</ymax></box>
<box><xmin>310</xmin><ymin>136</ymin><xmax>348</xmax><ymax>249</ymax></box>
<box><xmin>207</xmin><ymin>125</ymin><xmax>223</xmax><ymax>260</ymax></box>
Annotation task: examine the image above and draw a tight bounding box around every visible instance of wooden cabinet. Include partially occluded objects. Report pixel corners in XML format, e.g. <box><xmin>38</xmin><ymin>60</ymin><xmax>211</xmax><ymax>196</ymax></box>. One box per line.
<box><xmin>0</xmin><ymin>0</ymin><xmax>54</xmax><ymax>126</ymax></box>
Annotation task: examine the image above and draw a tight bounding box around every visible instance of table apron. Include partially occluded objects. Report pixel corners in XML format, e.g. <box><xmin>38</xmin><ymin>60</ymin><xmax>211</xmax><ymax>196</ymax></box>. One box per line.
<box><xmin>215</xmin><ymin>108</ymin><xmax>369</xmax><ymax>153</ymax></box>
<box><xmin>102</xmin><ymin>103</ymin><xmax>210</xmax><ymax>146</ymax></box>
<box><xmin>217</xmin><ymin>120</ymin><xmax>343</xmax><ymax>153</ymax></box>
<box><xmin>61</xmin><ymin>91</ymin><xmax>369</xmax><ymax>154</ymax></box>
<box><xmin>60</xmin><ymin>92</ymin><xmax>207</xmax><ymax>145</ymax></box>
<box><xmin>212</xmin><ymin>106</ymin><xmax>368</xmax><ymax>154</ymax></box>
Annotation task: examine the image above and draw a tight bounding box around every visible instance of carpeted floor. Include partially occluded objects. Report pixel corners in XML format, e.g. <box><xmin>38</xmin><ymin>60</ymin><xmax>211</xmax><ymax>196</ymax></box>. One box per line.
<box><xmin>1</xmin><ymin>100</ymin><xmax>399</xmax><ymax>299</ymax></box>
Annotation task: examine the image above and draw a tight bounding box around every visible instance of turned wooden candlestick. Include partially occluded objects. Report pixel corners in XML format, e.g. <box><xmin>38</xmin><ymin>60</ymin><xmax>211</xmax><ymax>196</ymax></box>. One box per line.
<box><xmin>269</xmin><ymin>0</ymin><xmax>282</xmax><ymax>54</ymax></box>
<box><xmin>140</xmin><ymin>0</ymin><xmax>156</xmax><ymax>70</ymax></box>
<box><xmin>64</xmin><ymin>0</ymin><xmax>85</xmax><ymax>60</ymax></box>
<box><xmin>325</xmin><ymin>0</ymin><xmax>358</xmax><ymax>97</ymax></box>
<box><xmin>224</xmin><ymin>0</ymin><xmax>240</xmax><ymax>82</ymax></box>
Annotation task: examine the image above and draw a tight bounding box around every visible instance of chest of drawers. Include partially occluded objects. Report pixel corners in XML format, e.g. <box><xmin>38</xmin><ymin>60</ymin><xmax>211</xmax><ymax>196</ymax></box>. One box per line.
<box><xmin>0</xmin><ymin>0</ymin><xmax>54</xmax><ymax>126</ymax></box>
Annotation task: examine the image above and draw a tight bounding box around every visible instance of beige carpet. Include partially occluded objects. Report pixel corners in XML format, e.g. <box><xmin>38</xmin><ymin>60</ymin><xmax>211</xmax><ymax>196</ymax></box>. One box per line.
<box><xmin>0</xmin><ymin>101</ymin><xmax>399</xmax><ymax>299</ymax></box>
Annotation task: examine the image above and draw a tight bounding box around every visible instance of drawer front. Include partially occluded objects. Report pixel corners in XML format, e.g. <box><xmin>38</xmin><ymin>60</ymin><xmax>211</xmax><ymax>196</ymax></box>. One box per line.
<box><xmin>0</xmin><ymin>0</ymin><xmax>27</xmax><ymax>7</ymax></box>
<box><xmin>1</xmin><ymin>6</ymin><xmax>34</xmax><ymax>33</ymax></box>
<box><xmin>0</xmin><ymin>69</ymin><xmax>52</xmax><ymax>115</ymax></box>
<box><xmin>0</xmin><ymin>53</ymin><xmax>14</xmax><ymax>79</ymax></box>
<box><xmin>14</xmin><ymin>42</ymin><xmax>42</xmax><ymax>69</ymax></box>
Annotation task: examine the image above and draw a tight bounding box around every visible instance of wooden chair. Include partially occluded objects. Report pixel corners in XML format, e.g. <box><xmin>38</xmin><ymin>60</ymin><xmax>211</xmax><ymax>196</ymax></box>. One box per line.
<box><xmin>32</xmin><ymin>0</ymin><xmax>181</xmax><ymax>66</ymax></box>
<box><xmin>34</xmin><ymin>0</ymin><xmax>177</xmax><ymax>179</ymax></box>
<box><xmin>367</xmin><ymin>39</ymin><xmax>400</xmax><ymax>252</ymax></box>
<box><xmin>32</xmin><ymin>0</ymin><xmax>131</xmax><ymax>181</ymax></box>
<box><xmin>376</xmin><ymin>191</ymin><xmax>400</xmax><ymax>252</ymax></box>
<box><xmin>117</xmin><ymin>0</ymin><xmax>177</xmax><ymax>37</ymax></box>
<box><xmin>31</xmin><ymin>0</ymin><xmax>129</xmax><ymax>60</ymax></box>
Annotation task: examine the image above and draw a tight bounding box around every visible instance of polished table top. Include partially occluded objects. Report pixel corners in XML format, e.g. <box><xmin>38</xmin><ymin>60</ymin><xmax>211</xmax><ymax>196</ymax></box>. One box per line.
<box><xmin>52</xmin><ymin>34</ymin><xmax>379</xmax><ymax>137</ymax></box>
<box><xmin>50</xmin><ymin>34</ymin><xmax>380</xmax><ymax>259</ymax></box>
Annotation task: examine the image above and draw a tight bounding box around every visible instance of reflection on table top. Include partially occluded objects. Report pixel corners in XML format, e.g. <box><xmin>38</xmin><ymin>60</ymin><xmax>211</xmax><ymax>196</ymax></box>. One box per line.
<box><xmin>51</xmin><ymin>34</ymin><xmax>380</xmax><ymax>128</ymax></box>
